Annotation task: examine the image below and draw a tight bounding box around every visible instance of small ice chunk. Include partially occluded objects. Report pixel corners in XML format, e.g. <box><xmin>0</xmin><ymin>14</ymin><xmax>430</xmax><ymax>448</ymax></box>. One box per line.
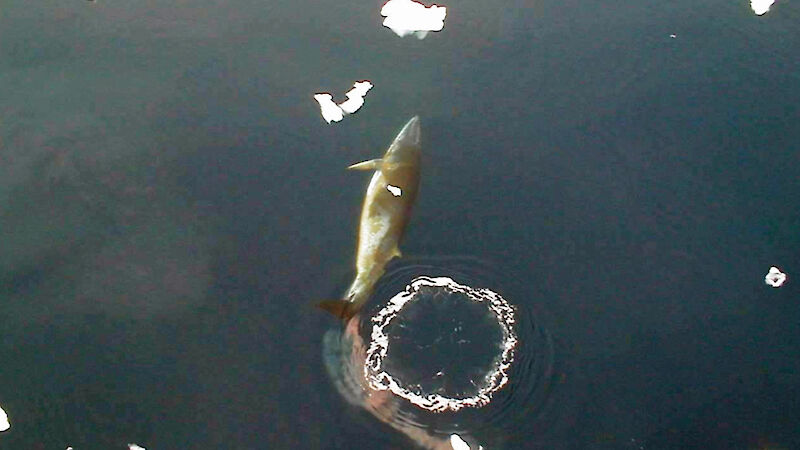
<box><xmin>450</xmin><ymin>434</ymin><xmax>470</xmax><ymax>450</ymax></box>
<box><xmin>669</xmin><ymin>34</ymin><xmax>677</xmax><ymax>38</ymax></box>
<box><xmin>314</xmin><ymin>81</ymin><xmax>373</xmax><ymax>124</ymax></box>
<box><xmin>128</xmin><ymin>444</ymin><xmax>146</xmax><ymax>450</ymax></box>
<box><xmin>751</xmin><ymin>0</ymin><xmax>775</xmax><ymax>15</ymax></box>
<box><xmin>313</xmin><ymin>94</ymin><xmax>345</xmax><ymax>124</ymax></box>
<box><xmin>386</xmin><ymin>184</ymin><xmax>402</xmax><ymax>196</ymax></box>
<box><xmin>765</xmin><ymin>266</ymin><xmax>786</xmax><ymax>287</ymax></box>
<box><xmin>339</xmin><ymin>81</ymin><xmax>373</xmax><ymax>113</ymax></box>
<box><xmin>0</xmin><ymin>404</ymin><xmax>9</xmax><ymax>432</ymax></box>
<box><xmin>381</xmin><ymin>0</ymin><xmax>447</xmax><ymax>39</ymax></box>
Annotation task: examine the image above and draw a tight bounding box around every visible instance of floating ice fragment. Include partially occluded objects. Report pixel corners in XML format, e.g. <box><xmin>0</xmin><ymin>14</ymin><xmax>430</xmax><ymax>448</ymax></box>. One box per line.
<box><xmin>339</xmin><ymin>81</ymin><xmax>373</xmax><ymax>114</ymax></box>
<box><xmin>386</xmin><ymin>184</ymin><xmax>402</xmax><ymax>196</ymax></box>
<box><xmin>0</xmin><ymin>404</ymin><xmax>9</xmax><ymax>432</ymax></box>
<box><xmin>381</xmin><ymin>0</ymin><xmax>447</xmax><ymax>39</ymax></box>
<box><xmin>450</xmin><ymin>434</ymin><xmax>470</xmax><ymax>450</ymax></box>
<box><xmin>669</xmin><ymin>34</ymin><xmax>677</xmax><ymax>38</ymax></box>
<box><xmin>314</xmin><ymin>81</ymin><xmax>373</xmax><ymax>124</ymax></box>
<box><xmin>313</xmin><ymin>94</ymin><xmax>344</xmax><ymax>124</ymax></box>
<box><xmin>765</xmin><ymin>266</ymin><xmax>786</xmax><ymax>287</ymax></box>
<box><xmin>751</xmin><ymin>0</ymin><xmax>775</xmax><ymax>15</ymax></box>
<box><xmin>128</xmin><ymin>444</ymin><xmax>146</xmax><ymax>450</ymax></box>
<box><xmin>449</xmin><ymin>433</ymin><xmax>485</xmax><ymax>450</ymax></box>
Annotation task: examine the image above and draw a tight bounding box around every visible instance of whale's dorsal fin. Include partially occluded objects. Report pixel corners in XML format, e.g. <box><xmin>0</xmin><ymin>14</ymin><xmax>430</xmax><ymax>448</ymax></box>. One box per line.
<box><xmin>347</xmin><ymin>158</ymin><xmax>383</xmax><ymax>171</ymax></box>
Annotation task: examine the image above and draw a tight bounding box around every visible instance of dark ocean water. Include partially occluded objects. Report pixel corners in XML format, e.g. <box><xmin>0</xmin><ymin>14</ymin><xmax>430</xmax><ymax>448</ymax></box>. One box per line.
<box><xmin>1</xmin><ymin>0</ymin><xmax>798</xmax><ymax>448</ymax></box>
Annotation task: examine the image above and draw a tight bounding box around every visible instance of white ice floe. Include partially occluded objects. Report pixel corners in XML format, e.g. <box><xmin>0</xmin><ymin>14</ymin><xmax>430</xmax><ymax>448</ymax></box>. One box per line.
<box><xmin>765</xmin><ymin>266</ymin><xmax>787</xmax><ymax>287</ymax></box>
<box><xmin>338</xmin><ymin>81</ymin><xmax>373</xmax><ymax>114</ymax></box>
<box><xmin>449</xmin><ymin>433</ymin><xmax>485</xmax><ymax>450</ymax></box>
<box><xmin>381</xmin><ymin>0</ymin><xmax>447</xmax><ymax>39</ymax></box>
<box><xmin>314</xmin><ymin>81</ymin><xmax>373</xmax><ymax>124</ymax></box>
<box><xmin>313</xmin><ymin>94</ymin><xmax>344</xmax><ymax>123</ymax></box>
<box><xmin>386</xmin><ymin>184</ymin><xmax>402</xmax><ymax>196</ymax></box>
<box><xmin>450</xmin><ymin>434</ymin><xmax>470</xmax><ymax>450</ymax></box>
<box><xmin>128</xmin><ymin>444</ymin><xmax>146</xmax><ymax>450</ymax></box>
<box><xmin>0</xmin><ymin>404</ymin><xmax>9</xmax><ymax>432</ymax></box>
<box><xmin>751</xmin><ymin>0</ymin><xmax>776</xmax><ymax>15</ymax></box>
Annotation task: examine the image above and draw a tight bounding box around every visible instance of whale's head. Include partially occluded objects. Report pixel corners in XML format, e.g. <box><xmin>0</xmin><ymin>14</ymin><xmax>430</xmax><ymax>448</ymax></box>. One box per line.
<box><xmin>384</xmin><ymin>116</ymin><xmax>421</xmax><ymax>165</ymax></box>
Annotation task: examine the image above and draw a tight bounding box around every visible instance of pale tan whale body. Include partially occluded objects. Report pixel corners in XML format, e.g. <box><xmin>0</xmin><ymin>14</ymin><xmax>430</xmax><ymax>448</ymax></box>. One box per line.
<box><xmin>321</xmin><ymin>118</ymin><xmax>485</xmax><ymax>448</ymax></box>
<box><xmin>320</xmin><ymin>116</ymin><xmax>421</xmax><ymax>320</ymax></box>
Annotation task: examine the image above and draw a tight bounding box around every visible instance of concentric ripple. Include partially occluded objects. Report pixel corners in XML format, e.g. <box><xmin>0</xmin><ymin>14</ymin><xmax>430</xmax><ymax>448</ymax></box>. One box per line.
<box><xmin>323</xmin><ymin>255</ymin><xmax>559</xmax><ymax>449</ymax></box>
<box><xmin>366</xmin><ymin>276</ymin><xmax>517</xmax><ymax>413</ymax></box>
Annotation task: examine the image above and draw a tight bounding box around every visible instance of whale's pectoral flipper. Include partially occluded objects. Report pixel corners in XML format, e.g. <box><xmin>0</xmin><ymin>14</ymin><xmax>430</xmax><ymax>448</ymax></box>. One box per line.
<box><xmin>317</xmin><ymin>300</ymin><xmax>358</xmax><ymax>321</ymax></box>
<box><xmin>348</xmin><ymin>159</ymin><xmax>383</xmax><ymax>171</ymax></box>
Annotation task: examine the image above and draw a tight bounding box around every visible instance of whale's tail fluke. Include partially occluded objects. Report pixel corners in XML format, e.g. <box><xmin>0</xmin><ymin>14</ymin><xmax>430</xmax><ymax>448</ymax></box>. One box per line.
<box><xmin>317</xmin><ymin>299</ymin><xmax>359</xmax><ymax>321</ymax></box>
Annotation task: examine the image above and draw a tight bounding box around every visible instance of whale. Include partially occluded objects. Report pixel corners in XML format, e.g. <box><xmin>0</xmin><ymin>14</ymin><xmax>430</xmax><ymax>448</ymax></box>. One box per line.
<box><xmin>319</xmin><ymin>116</ymin><xmax>421</xmax><ymax>320</ymax></box>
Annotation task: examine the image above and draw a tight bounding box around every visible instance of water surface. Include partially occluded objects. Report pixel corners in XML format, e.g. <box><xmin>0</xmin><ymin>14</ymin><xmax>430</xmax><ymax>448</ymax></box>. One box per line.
<box><xmin>1</xmin><ymin>0</ymin><xmax>798</xmax><ymax>448</ymax></box>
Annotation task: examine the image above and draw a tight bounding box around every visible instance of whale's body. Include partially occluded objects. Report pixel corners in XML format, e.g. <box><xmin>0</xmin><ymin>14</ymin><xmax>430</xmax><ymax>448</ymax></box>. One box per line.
<box><xmin>320</xmin><ymin>116</ymin><xmax>421</xmax><ymax>320</ymax></box>
<box><xmin>320</xmin><ymin>118</ymin><xmax>487</xmax><ymax>449</ymax></box>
